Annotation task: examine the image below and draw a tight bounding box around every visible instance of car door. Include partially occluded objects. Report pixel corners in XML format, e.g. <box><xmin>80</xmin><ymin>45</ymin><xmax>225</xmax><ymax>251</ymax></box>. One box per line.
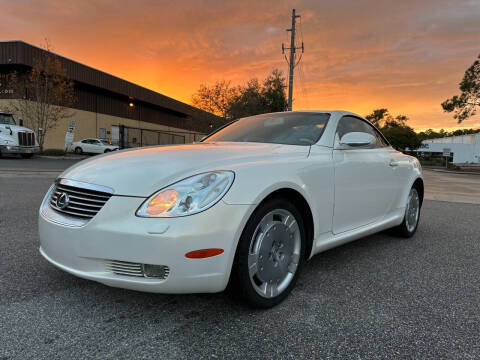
<box><xmin>90</xmin><ymin>140</ymin><xmax>103</xmax><ymax>153</ymax></box>
<box><xmin>80</xmin><ymin>139</ymin><xmax>92</xmax><ymax>152</ymax></box>
<box><xmin>333</xmin><ymin>116</ymin><xmax>399</xmax><ymax>234</ymax></box>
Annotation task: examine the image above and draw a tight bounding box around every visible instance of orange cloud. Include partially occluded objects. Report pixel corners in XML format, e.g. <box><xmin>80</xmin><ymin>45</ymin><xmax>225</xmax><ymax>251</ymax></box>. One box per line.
<box><xmin>1</xmin><ymin>0</ymin><xmax>479</xmax><ymax>130</ymax></box>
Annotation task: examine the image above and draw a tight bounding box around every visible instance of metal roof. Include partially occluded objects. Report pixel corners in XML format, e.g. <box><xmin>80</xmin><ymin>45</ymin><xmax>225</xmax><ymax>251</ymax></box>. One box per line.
<box><xmin>0</xmin><ymin>41</ymin><xmax>218</xmax><ymax>122</ymax></box>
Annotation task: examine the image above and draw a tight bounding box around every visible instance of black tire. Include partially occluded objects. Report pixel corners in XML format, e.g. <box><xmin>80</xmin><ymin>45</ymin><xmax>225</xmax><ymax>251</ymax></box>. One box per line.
<box><xmin>104</xmin><ymin>149</ymin><xmax>111</xmax><ymax>153</ymax></box>
<box><xmin>390</xmin><ymin>185</ymin><xmax>422</xmax><ymax>238</ymax></box>
<box><xmin>230</xmin><ymin>197</ymin><xmax>306</xmax><ymax>308</ymax></box>
<box><xmin>75</xmin><ymin>147</ymin><xmax>83</xmax><ymax>154</ymax></box>
<box><xmin>20</xmin><ymin>153</ymin><xmax>33</xmax><ymax>159</ymax></box>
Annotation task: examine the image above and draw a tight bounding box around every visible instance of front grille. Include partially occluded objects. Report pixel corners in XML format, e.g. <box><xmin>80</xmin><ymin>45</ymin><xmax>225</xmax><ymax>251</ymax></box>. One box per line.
<box><xmin>107</xmin><ymin>260</ymin><xmax>144</xmax><ymax>277</ymax></box>
<box><xmin>18</xmin><ymin>131</ymin><xmax>35</xmax><ymax>146</ymax></box>
<box><xmin>106</xmin><ymin>260</ymin><xmax>170</xmax><ymax>279</ymax></box>
<box><xmin>49</xmin><ymin>181</ymin><xmax>112</xmax><ymax>219</ymax></box>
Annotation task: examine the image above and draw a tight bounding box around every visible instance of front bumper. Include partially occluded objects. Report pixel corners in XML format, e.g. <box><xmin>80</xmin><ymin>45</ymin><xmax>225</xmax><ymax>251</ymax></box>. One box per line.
<box><xmin>0</xmin><ymin>145</ymin><xmax>40</xmax><ymax>154</ymax></box>
<box><xmin>39</xmin><ymin>187</ymin><xmax>254</xmax><ymax>294</ymax></box>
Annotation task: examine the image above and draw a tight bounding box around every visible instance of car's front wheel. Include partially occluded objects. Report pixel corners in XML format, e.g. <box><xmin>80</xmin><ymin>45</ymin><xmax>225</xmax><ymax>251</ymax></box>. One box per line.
<box><xmin>232</xmin><ymin>198</ymin><xmax>305</xmax><ymax>308</ymax></box>
<box><xmin>74</xmin><ymin>147</ymin><xmax>83</xmax><ymax>154</ymax></box>
<box><xmin>391</xmin><ymin>186</ymin><xmax>421</xmax><ymax>238</ymax></box>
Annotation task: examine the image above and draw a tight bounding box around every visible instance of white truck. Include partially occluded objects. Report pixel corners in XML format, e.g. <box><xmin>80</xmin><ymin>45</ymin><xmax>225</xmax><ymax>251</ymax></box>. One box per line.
<box><xmin>0</xmin><ymin>111</ymin><xmax>40</xmax><ymax>158</ymax></box>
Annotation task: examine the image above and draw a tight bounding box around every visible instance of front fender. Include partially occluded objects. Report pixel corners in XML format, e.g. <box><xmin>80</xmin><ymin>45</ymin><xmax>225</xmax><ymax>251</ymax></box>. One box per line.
<box><xmin>223</xmin><ymin>149</ymin><xmax>335</xmax><ymax>238</ymax></box>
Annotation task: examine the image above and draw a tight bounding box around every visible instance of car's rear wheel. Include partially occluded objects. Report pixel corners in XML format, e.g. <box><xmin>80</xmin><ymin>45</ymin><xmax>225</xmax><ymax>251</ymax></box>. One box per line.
<box><xmin>104</xmin><ymin>149</ymin><xmax>111</xmax><ymax>153</ymax></box>
<box><xmin>391</xmin><ymin>186</ymin><xmax>421</xmax><ymax>238</ymax></box>
<box><xmin>75</xmin><ymin>147</ymin><xmax>83</xmax><ymax>154</ymax></box>
<box><xmin>232</xmin><ymin>198</ymin><xmax>305</xmax><ymax>308</ymax></box>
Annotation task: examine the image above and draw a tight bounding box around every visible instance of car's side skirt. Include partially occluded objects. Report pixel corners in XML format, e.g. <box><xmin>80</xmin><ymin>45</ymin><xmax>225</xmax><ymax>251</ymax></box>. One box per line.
<box><xmin>311</xmin><ymin>208</ymin><xmax>405</xmax><ymax>256</ymax></box>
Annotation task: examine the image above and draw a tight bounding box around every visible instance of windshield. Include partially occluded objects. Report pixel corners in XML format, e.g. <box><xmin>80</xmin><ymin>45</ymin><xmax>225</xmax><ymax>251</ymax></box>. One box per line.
<box><xmin>0</xmin><ymin>113</ymin><xmax>16</xmax><ymax>125</ymax></box>
<box><xmin>204</xmin><ymin>112</ymin><xmax>330</xmax><ymax>146</ymax></box>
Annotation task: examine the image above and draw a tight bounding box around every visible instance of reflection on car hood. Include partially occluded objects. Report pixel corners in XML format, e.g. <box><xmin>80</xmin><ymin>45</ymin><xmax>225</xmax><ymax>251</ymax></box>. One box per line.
<box><xmin>59</xmin><ymin>142</ymin><xmax>309</xmax><ymax>196</ymax></box>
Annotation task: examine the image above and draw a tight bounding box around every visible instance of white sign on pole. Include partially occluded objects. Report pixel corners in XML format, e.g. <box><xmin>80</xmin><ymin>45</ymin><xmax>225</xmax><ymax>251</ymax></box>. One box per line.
<box><xmin>68</xmin><ymin>120</ymin><xmax>76</xmax><ymax>132</ymax></box>
<box><xmin>443</xmin><ymin>148</ymin><xmax>451</xmax><ymax>157</ymax></box>
<box><xmin>65</xmin><ymin>132</ymin><xmax>74</xmax><ymax>150</ymax></box>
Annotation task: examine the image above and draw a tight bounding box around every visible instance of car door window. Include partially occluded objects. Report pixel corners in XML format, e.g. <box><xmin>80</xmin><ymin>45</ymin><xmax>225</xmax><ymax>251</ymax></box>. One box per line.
<box><xmin>336</xmin><ymin>116</ymin><xmax>389</xmax><ymax>148</ymax></box>
<box><xmin>373</xmin><ymin>131</ymin><xmax>389</xmax><ymax>147</ymax></box>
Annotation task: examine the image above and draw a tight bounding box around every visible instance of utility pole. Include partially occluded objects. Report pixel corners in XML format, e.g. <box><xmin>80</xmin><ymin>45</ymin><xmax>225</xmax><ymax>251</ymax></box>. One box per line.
<box><xmin>282</xmin><ymin>8</ymin><xmax>304</xmax><ymax>111</ymax></box>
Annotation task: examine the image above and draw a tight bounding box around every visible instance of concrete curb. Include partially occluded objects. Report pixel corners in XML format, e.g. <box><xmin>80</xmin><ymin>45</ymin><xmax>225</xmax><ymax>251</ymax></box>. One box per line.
<box><xmin>0</xmin><ymin>168</ymin><xmax>64</xmax><ymax>173</ymax></box>
<box><xmin>429</xmin><ymin>169</ymin><xmax>480</xmax><ymax>176</ymax></box>
<box><xmin>37</xmin><ymin>155</ymin><xmax>88</xmax><ymax>160</ymax></box>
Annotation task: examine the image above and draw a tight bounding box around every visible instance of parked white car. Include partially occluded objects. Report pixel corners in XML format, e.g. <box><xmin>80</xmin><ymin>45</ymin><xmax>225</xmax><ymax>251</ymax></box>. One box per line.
<box><xmin>39</xmin><ymin>111</ymin><xmax>423</xmax><ymax>308</ymax></box>
<box><xmin>71</xmin><ymin>138</ymin><xmax>119</xmax><ymax>154</ymax></box>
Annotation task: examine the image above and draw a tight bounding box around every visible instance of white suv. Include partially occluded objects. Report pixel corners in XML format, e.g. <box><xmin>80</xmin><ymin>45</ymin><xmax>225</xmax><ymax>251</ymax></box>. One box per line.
<box><xmin>72</xmin><ymin>138</ymin><xmax>119</xmax><ymax>154</ymax></box>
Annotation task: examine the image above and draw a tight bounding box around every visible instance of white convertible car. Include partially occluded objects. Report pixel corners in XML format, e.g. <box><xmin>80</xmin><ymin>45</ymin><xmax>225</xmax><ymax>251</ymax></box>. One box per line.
<box><xmin>39</xmin><ymin>111</ymin><xmax>423</xmax><ymax>307</ymax></box>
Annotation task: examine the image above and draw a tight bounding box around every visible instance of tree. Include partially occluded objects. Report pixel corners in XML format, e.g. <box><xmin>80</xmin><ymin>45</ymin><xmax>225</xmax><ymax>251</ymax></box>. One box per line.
<box><xmin>191</xmin><ymin>80</ymin><xmax>236</xmax><ymax>119</ymax></box>
<box><xmin>418</xmin><ymin>127</ymin><xmax>480</xmax><ymax>141</ymax></box>
<box><xmin>392</xmin><ymin>115</ymin><xmax>408</xmax><ymax>126</ymax></box>
<box><xmin>365</xmin><ymin>109</ymin><xmax>421</xmax><ymax>151</ymax></box>
<box><xmin>9</xmin><ymin>41</ymin><xmax>75</xmax><ymax>151</ymax></box>
<box><xmin>227</xmin><ymin>79</ymin><xmax>264</xmax><ymax>120</ymax></box>
<box><xmin>382</xmin><ymin>118</ymin><xmax>421</xmax><ymax>151</ymax></box>
<box><xmin>442</xmin><ymin>54</ymin><xmax>480</xmax><ymax>123</ymax></box>
<box><xmin>365</xmin><ymin>108</ymin><xmax>389</xmax><ymax>128</ymax></box>
<box><xmin>418</xmin><ymin>129</ymin><xmax>442</xmax><ymax>141</ymax></box>
<box><xmin>192</xmin><ymin>69</ymin><xmax>288</xmax><ymax>121</ymax></box>
<box><xmin>260</xmin><ymin>69</ymin><xmax>288</xmax><ymax>113</ymax></box>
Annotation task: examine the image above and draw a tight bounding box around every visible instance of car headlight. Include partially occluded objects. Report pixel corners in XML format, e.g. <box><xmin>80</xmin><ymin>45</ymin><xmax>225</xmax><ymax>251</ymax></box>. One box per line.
<box><xmin>136</xmin><ymin>171</ymin><xmax>235</xmax><ymax>218</ymax></box>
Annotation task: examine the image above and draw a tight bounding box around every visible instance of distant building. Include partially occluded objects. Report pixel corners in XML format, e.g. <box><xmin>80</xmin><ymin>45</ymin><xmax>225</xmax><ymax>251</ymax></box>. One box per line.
<box><xmin>417</xmin><ymin>133</ymin><xmax>480</xmax><ymax>163</ymax></box>
<box><xmin>0</xmin><ymin>41</ymin><xmax>223</xmax><ymax>149</ymax></box>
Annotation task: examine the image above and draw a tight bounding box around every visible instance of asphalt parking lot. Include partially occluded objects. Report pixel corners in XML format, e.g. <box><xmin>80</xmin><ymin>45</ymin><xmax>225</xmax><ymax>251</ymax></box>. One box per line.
<box><xmin>1</xmin><ymin>158</ymin><xmax>480</xmax><ymax>359</ymax></box>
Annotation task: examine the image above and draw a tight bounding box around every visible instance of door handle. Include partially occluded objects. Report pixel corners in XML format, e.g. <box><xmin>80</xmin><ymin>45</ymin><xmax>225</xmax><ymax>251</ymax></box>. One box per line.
<box><xmin>389</xmin><ymin>160</ymin><xmax>400</xmax><ymax>167</ymax></box>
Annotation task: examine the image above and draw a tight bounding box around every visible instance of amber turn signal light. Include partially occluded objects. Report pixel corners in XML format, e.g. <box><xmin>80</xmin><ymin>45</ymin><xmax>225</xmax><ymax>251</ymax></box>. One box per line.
<box><xmin>185</xmin><ymin>248</ymin><xmax>224</xmax><ymax>259</ymax></box>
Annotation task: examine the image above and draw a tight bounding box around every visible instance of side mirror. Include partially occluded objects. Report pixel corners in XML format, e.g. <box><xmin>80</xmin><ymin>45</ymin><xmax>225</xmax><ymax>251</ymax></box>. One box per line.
<box><xmin>19</xmin><ymin>119</ymin><xmax>24</xmax><ymax>126</ymax></box>
<box><xmin>339</xmin><ymin>132</ymin><xmax>376</xmax><ymax>148</ymax></box>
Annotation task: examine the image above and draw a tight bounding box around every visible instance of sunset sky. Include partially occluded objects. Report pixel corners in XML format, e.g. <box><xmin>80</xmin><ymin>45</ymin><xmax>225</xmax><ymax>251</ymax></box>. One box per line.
<box><xmin>1</xmin><ymin>0</ymin><xmax>479</xmax><ymax>131</ymax></box>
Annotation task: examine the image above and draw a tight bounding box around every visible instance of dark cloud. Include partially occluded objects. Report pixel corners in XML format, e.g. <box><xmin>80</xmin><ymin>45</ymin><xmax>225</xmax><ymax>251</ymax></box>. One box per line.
<box><xmin>1</xmin><ymin>0</ymin><xmax>479</xmax><ymax>129</ymax></box>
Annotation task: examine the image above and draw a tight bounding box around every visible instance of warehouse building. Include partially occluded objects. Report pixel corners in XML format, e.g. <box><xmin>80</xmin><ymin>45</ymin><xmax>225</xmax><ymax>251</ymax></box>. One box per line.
<box><xmin>417</xmin><ymin>133</ymin><xmax>480</xmax><ymax>164</ymax></box>
<box><xmin>0</xmin><ymin>41</ymin><xmax>223</xmax><ymax>150</ymax></box>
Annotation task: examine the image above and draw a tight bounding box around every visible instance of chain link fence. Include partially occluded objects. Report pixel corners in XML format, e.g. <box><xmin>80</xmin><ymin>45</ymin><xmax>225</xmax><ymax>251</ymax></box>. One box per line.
<box><xmin>112</xmin><ymin>125</ymin><xmax>205</xmax><ymax>149</ymax></box>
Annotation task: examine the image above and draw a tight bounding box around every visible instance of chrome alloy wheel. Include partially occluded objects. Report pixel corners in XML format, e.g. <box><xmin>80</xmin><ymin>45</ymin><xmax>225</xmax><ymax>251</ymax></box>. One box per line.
<box><xmin>405</xmin><ymin>188</ymin><xmax>420</xmax><ymax>233</ymax></box>
<box><xmin>247</xmin><ymin>209</ymin><xmax>301</xmax><ymax>298</ymax></box>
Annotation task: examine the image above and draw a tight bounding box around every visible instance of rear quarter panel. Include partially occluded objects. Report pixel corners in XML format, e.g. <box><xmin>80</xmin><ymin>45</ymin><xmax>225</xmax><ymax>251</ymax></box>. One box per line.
<box><xmin>391</xmin><ymin>153</ymin><xmax>423</xmax><ymax>210</ymax></box>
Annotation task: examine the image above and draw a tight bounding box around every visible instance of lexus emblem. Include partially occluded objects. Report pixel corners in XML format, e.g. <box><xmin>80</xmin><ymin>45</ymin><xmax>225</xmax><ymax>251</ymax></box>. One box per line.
<box><xmin>56</xmin><ymin>192</ymin><xmax>70</xmax><ymax>209</ymax></box>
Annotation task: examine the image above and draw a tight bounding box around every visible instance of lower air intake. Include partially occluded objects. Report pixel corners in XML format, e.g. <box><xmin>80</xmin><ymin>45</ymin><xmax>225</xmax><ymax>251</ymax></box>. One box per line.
<box><xmin>106</xmin><ymin>260</ymin><xmax>170</xmax><ymax>280</ymax></box>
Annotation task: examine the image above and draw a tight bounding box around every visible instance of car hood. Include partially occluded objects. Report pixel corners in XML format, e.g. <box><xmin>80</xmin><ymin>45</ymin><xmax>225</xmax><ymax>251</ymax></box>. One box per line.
<box><xmin>0</xmin><ymin>124</ymin><xmax>34</xmax><ymax>133</ymax></box>
<box><xmin>59</xmin><ymin>142</ymin><xmax>309</xmax><ymax>196</ymax></box>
